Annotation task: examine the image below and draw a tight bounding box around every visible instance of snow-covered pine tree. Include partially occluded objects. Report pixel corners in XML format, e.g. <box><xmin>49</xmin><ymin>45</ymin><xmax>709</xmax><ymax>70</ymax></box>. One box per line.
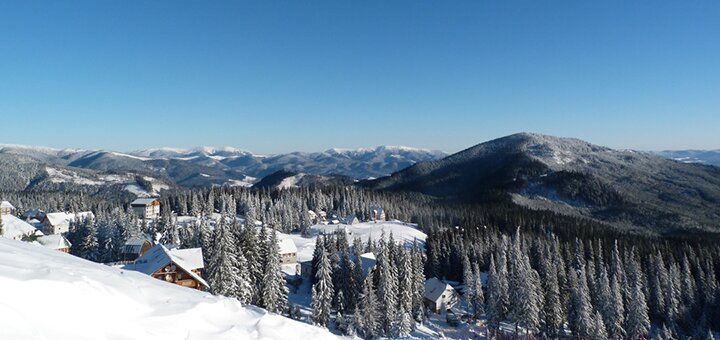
<box><xmin>538</xmin><ymin>244</ymin><xmax>563</xmax><ymax>336</ymax></box>
<box><xmin>485</xmin><ymin>254</ymin><xmax>505</xmax><ymax>330</ymax></box>
<box><xmin>567</xmin><ymin>262</ymin><xmax>594</xmax><ymax>337</ymax></box>
<box><xmin>471</xmin><ymin>262</ymin><xmax>484</xmax><ymax>316</ymax></box>
<box><xmin>238</xmin><ymin>224</ymin><xmax>261</xmax><ymax>304</ymax></box>
<box><xmin>411</xmin><ymin>239</ymin><xmax>426</xmax><ymax>322</ymax></box>
<box><xmin>207</xmin><ymin>218</ymin><xmax>241</xmax><ymax>298</ymax></box>
<box><xmin>507</xmin><ymin>228</ymin><xmax>540</xmax><ymax>335</ymax></box>
<box><xmin>624</xmin><ymin>282</ymin><xmax>650</xmax><ymax>339</ymax></box>
<box><xmin>376</xmin><ymin>244</ymin><xmax>398</xmax><ymax>336</ymax></box>
<box><xmin>355</xmin><ymin>277</ymin><xmax>380</xmax><ymax>339</ymax></box>
<box><xmin>463</xmin><ymin>253</ymin><xmax>476</xmax><ymax>314</ymax></box>
<box><xmin>311</xmin><ymin>247</ymin><xmax>334</xmax><ymax>327</ymax></box>
<box><xmin>260</xmin><ymin>229</ymin><xmax>288</xmax><ymax>313</ymax></box>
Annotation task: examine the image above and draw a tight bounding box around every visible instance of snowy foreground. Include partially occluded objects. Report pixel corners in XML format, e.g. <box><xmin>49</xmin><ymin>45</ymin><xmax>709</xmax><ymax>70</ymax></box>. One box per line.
<box><xmin>0</xmin><ymin>238</ymin><xmax>337</xmax><ymax>340</ymax></box>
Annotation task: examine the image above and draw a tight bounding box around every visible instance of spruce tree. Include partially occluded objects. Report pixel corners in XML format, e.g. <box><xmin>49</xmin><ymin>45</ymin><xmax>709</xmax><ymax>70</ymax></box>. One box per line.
<box><xmin>311</xmin><ymin>247</ymin><xmax>334</xmax><ymax>327</ymax></box>
<box><xmin>625</xmin><ymin>282</ymin><xmax>650</xmax><ymax>339</ymax></box>
<box><xmin>260</xmin><ymin>229</ymin><xmax>288</xmax><ymax>313</ymax></box>
<box><xmin>377</xmin><ymin>245</ymin><xmax>398</xmax><ymax>335</ymax></box>
<box><xmin>355</xmin><ymin>277</ymin><xmax>380</xmax><ymax>339</ymax></box>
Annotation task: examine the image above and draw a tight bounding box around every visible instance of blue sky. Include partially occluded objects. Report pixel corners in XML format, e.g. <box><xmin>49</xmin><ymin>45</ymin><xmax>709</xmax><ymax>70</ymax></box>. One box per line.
<box><xmin>1</xmin><ymin>1</ymin><xmax>718</xmax><ymax>153</ymax></box>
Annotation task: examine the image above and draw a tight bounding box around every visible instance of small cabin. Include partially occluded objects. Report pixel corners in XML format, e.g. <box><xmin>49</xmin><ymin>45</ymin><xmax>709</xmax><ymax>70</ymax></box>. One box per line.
<box><xmin>37</xmin><ymin>234</ymin><xmax>72</xmax><ymax>253</ymax></box>
<box><xmin>343</xmin><ymin>215</ymin><xmax>360</xmax><ymax>225</ymax></box>
<box><xmin>131</xmin><ymin>198</ymin><xmax>161</xmax><ymax>220</ymax></box>
<box><xmin>279</xmin><ymin>238</ymin><xmax>298</xmax><ymax>265</ymax></box>
<box><xmin>370</xmin><ymin>207</ymin><xmax>386</xmax><ymax>222</ymax></box>
<box><xmin>424</xmin><ymin>277</ymin><xmax>459</xmax><ymax>313</ymax></box>
<box><xmin>123</xmin><ymin>244</ymin><xmax>208</xmax><ymax>291</ymax></box>
<box><xmin>121</xmin><ymin>237</ymin><xmax>154</xmax><ymax>261</ymax></box>
<box><xmin>42</xmin><ymin>212</ymin><xmax>94</xmax><ymax>235</ymax></box>
<box><xmin>1</xmin><ymin>201</ymin><xmax>15</xmax><ymax>216</ymax></box>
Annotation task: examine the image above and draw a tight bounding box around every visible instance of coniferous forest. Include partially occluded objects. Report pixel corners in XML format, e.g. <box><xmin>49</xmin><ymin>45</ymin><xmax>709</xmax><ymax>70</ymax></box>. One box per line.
<box><xmin>3</xmin><ymin>184</ymin><xmax>718</xmax><ymax>338</ymax></box>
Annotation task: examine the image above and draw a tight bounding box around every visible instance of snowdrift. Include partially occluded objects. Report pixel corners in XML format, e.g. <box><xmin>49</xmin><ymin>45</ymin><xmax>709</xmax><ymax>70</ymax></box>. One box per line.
<box><xmin>0</xmin><ymin>238</ymin><xmax>337</xmax><ymax>340</ymax></box>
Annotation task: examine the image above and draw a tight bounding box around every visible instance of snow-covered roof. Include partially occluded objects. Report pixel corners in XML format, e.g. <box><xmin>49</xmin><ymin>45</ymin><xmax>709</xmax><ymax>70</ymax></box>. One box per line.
<box><xmin>1</xmin><ymin>201</ymin><xmax>15</xmax><ymax>210</ymax></box>
<box><xmin>343</xmin><ymin>215</ymin><xmax>358</xmax><ymax>224</ymax></box>
<box><xmin>359</xmin><ymin>252</ymin><xmax>376</xmax><ymax>277</ymax></box>
<box><xmin>424</xmin><ymin>277</ymin><xmax>456</xmax><ymax>303</ymax></box>
<box><xmin>125</xmin><ymin>237</ymin><xmax>150</xmax><ymax>246</ymax></box>
<box><xmin>279</xmin><ymin>238</ymin><xmax>297</xmax><ymax>254</ymax></box>
<box><xmin>37</xmin><ymin>234</ymin><xmax>72</xmax><ymax>250</ymax></box>
<box><xmin>371</xmin><ymin>207</ymin><xmax>383</xmax><ymax>214</ymax></box>
<box><xmin>131</xmin><ymin>198</ymin><xmax>159</xmax><ymax>206</ymax></box>
<box><xmin>44</xmin><ymin>212</ymin><xmax>94</xmax><ymax>227</ymax></box>
<box><xmin>1</xmin><ymin>215</ymin><xmax>42</xmax><ymax>240</ymax></box>
<box><xmin>124</xmin><ymin>244</ymin><xmax>208</xmax><ymax>289</ymax></box>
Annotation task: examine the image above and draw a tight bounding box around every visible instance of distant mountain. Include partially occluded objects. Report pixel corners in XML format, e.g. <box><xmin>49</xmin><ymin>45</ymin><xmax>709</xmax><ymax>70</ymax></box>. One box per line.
<box><xmin>654</xmin><ymin>149</ymin><xmax>720</xmax><ymax>166</ymax></box>
<box><xmin>0</xmin><ymin>143</ymin><xmax>446</xmax><ymax>190</ymax></box>
<box><xmin>363</xmin><ymin>133</ymin><xmax>720</xmax><ymax>235</ymax></box>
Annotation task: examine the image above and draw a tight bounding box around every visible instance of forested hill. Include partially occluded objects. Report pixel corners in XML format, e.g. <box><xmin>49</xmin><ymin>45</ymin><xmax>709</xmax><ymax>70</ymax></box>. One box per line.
<box><xmin>362</xmin><ymin>133</ymin><xmax>720</xmax><ymax>235</ymax></box>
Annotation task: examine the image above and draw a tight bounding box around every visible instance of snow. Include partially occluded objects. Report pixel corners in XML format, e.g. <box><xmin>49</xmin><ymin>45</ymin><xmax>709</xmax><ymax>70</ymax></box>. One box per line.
<box><xmin>278</xmin><ymin>174</ymin><xmax>306</xmax><ymax>189</ymax></box>
<box><xmin>0</xmin><ymin>238</ymin><xmax>338</xmax><ymax>340</ymax></box>
<box><xmin>0</xmin><ymin>214</ymin><xmax>40</xmax><ymax>240</ymax></box>
<box><xmin>271</xmin><ymin>220</ymin><xmax>426</xmax><ymax>263</ymax></box>
<box><xmin>109</xmin><ymin>151</ymin><xmax>150</xmax><ymax>161</ymax></box>
<box><xmin>45</xmin><ymin>167</ymin><xmax>105</xmax><ymax>185</ymax></box>
<box><xmin>36</xmin><ymin>234</ymin><xmax>71</xmax><ymax>250</ymax></box>
<box><xmin>131</xmin><ymin>198</ymin><xmax>159</xmax><ymax>206</ymax></box>
<box><xmin>1</xmin><ymin>201</ymin><xmax>15</xmax><ymax>209</ymax></box>
<box><xmin>278</xmin><ymin>238</ymin><xmax>297</xmax><ymax>254</ymax></box>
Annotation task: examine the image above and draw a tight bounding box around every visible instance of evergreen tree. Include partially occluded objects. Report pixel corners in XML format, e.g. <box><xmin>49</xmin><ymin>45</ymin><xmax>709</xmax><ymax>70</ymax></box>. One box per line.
<box><xmin>311</xmin><ymin>247</ymin><xmax>334</xmax><ymax>327</ymax></box>
<box><xmin>625</xmin><ymin>282</ymin><xmax>650</xmax><ymax>339</ymax></box>
<box><xmin>567</xmin><ymin>263</ymin><xmax>594</xmax><ymax>337</ymax></box>
<box><xmin>355</xmin><ymin>277</ymin><xmax>380</xmax><ymax>339</ymax></box>
<box><xmin>260</xmin><ymin>229</ymin><xmax>288</xmax><ymax>313</ymax></box>
<box><xmin>376</xmin><ymin>245</ymin><xmax>398</xmax><ymax>335</ymax></box>
<box><xmin>507</xmin><ymin>228</ymin><xmax>540</xmax><ymax>334</ymax></box>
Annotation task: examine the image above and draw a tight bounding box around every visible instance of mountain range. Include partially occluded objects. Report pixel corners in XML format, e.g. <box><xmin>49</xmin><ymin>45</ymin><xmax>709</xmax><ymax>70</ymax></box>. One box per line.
<box><xmin>0</xmin><ymin>144</ymin><xmax>446</xmax><ymax>194</ymax></box>
<box><xmin>363</xmin><ymin>133</ymin><xmax>720</xmax><ymax>235</ymax></box>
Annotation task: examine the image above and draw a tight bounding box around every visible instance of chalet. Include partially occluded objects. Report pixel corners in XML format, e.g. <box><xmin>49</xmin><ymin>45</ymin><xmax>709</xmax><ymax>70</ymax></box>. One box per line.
<box><xmin>131</xmin><ymin>198</ymin><xmax>161</xmax><ymax>220</ymax></box>
<box><xmin>1</xmin><ymin>201</ymin><xmax>15</xmax><ymax>216</ymax></box>
<box><xmin>279</xmin><ymin>238</ymin><xmax>298</xmax><ymax>265</ymax></box>
<box><xmin>124</xmin><ymin>244</ymin><xmax>208</xmax><ymax>291</ymax></box>
<box><xmin>0</xmin><ymin>213</ymin><xmax>42</xmax><ymax>241</ymax></box>
<box><xmin>42</xmin><ymin>211</ymin><xmax>94</xmax><ymax>235</ymax></box>
<box><xmin>424</xmin><ymin>277</ymin><xmax>459</xmax><ymax>313</ymax></box>
<box><xmin>121</xmin><ymin>237</ymin><xmax>154</xmax><ymax>261</ymax></box>
<box><xmin>343</xmin><ymin>214</ymin><xmax>360</xmax><ymax>225</ymax></box>
<box><xmin>37</xmin><ymin>234</ymin><xmax>72</xmax><ymax>253</ymax></box>
<box><xmin>370</xmin><ymin>207</ymin><xmax>386</xmax><ymax>222</ymax></box>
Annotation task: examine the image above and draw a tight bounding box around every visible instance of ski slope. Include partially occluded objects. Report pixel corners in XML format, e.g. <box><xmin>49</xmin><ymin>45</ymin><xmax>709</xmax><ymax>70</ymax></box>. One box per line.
<box><xmin>0</xmin><ymin>238</ymin><xmax>337</xmax><ymax>340</ymax></box>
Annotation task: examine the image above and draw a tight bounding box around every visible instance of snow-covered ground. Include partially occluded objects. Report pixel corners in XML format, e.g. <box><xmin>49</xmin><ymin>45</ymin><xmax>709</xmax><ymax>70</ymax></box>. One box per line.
<box><xmin>0</xmin><ymin>214</ymin><xmax>40</xmax><ymax>240</ymax></box>
<box><xmin>0</xmin><ymin>238</ymin><xmax>337</xmax><ymax>340</ymax></box>
<box><xmin>275</xmin><ymin>220</ymin><xmax>427</xmax><ymax>263</ymax></box>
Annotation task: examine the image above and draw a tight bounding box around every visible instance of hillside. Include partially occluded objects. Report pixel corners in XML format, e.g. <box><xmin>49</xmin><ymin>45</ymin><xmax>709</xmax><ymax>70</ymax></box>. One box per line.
<box><xmin>0</xmin><ymin>237</ymin><xmax>337</xmax><ymax>340</ymax></box>
<box><xmin>0</xmin><ymin>144</ymin><xmax>446</xmax><ymax>189</ymax></box>
<box><xmin>364</xmin><ymin>133</ymin><xmax>720</xmax><ymax>235</ymax></box>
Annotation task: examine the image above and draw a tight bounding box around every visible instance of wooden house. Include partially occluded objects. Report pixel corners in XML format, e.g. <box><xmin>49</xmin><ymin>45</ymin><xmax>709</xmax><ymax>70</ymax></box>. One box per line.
<box><xmin>278</xmin><ymin>238</ymin><xmax>298</xmax><ymax>265</ymax></box>
<box><xmin>1</xmin><ymin>201</ymin><xmax>15</xmax><ymax>216</ymax></box>
<box><xmin>370</xmin><ymin>207</ymin><xmax>386</xmax><ymax>222</ymax></box>
<box><xmin>131</xmin><ymin>198</ymin><xmax>161</xmax><ymax>220</ymax></box>
<box><xmin>121</xmin><ymin>237</ymin><xmax>154</xmax><ymax>261</ymax></box>
<box><xmin>424</xmin><ymin>277</ymin><xmax>459</xmax><ymax>313</ymax></box>
<box><xmin>37</xmin><ymin>234</ymin><xmax>72</xmax><ymax>253</ymax></box>
<box><xmin>343</xmin><ymin>214</ymin><xmax>360</xmax><ymax>225</ymax></box>
<box><xmin>42</xmin><ymin>211</ymin><xmax>94</xmax><ymax>235</ymax></box>
<box><xmin>124</xmin><ymin>244</ymin><xmax>208</xmax><ymax>291</ymax></box>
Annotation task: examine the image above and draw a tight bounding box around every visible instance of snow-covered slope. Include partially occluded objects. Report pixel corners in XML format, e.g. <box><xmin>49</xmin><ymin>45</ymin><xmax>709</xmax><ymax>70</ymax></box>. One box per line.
<box><xmin>0</xmin><ymin>238</ymin><xmax>337</xmax><ymax>340</ymax></box>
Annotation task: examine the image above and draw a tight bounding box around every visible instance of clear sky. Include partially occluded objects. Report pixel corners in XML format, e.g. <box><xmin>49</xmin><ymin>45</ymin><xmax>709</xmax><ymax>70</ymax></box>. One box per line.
<box><xmin>1</xmin><ymin>1</ymin><xmax>718</xmax><ymax>154</ymax></box>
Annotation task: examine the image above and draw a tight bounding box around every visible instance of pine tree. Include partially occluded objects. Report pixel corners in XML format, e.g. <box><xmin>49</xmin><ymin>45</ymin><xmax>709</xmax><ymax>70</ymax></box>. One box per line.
<box><xmin>311</xmin><ymin>247</ymin><xmax>333</xmax><ymax>327</ymax></box>
<box><xmin>567</xmin><ymin>263</ymin><xmax>594</xmax><ymax>337</ymax></box>
<box><xmin>625</xmin><ymin>282</ymin><xmax>650</xmax><ymax>339</ymax></box>
<box><xmin>471</xmin><ymin>262</ymin><xmax>485</xmax><ymax>316</ymax></box>
<box><xmin>538</xmin><ymin>244</ymin><xmax>563</xmax><ymax>336</ymax></box>
<box><xmin>507</xmin><ymin>228</ymin><xmax>540</xmax><ymax>334</ymax></box>
<box><xmin>411</xmin><ymin>240</ymin><xmax>426</xmax><ymax>322</ymax></box>
<box><xmin>486</xmin><ymin>254</ymin><xmax>506</xmax><ymax>330</ymax></box>
<box><xmin>376</xmin><ymin>245</ymin><xmax>398</xmax><ymax>335</ymax></box>
<box><xmin>260</xmin><ymin>229</ymin><xmax>288</xmax><ymax>313</ymax></box>
<box><xmin>463</xmin><ymin>253</ymin><xmax>476</xmax><ymax>314</ymax></box>
<box><xmin>207</xmin><ymin>219</ymin><xmax>241</xmax><ymax>298</ymax></box>
<box><xmin>355</xmin><ymin>277</ymin><xmax>380</xmax><ymax>339</ymax></box>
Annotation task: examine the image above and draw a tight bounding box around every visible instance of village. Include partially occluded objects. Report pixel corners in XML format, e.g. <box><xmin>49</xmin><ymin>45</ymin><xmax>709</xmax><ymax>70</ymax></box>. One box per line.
<box><xmin>0</xmin><ymin>197</ymin><xmax>467</xmax><ymax>333</ymax></box>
